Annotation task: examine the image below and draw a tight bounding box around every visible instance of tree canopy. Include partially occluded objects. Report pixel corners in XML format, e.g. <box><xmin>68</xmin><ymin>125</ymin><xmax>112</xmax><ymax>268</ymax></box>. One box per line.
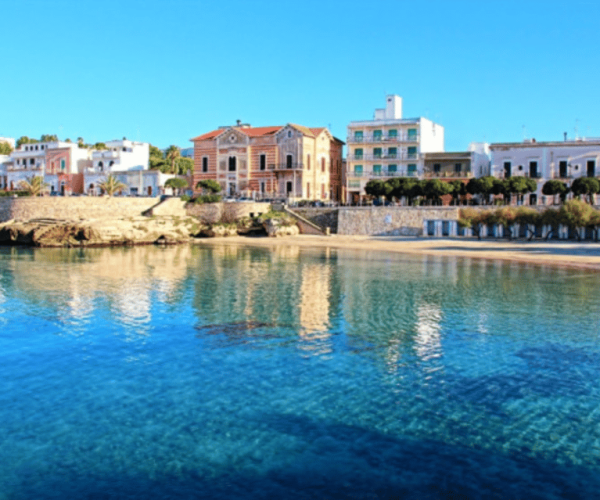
<box><xmin>570</xmin><ymin>177</ymin><xmax>600</xmax><ymax>204</ymax></box>
<box><xmin>197</xmin><ymin>179</ymin><xmax>222</xmax><ymax>193</ymax></box>
<box><xmin>0</xmin><ymin>142</ymin><xmax>13</xmax><ymax>155</ymax></box>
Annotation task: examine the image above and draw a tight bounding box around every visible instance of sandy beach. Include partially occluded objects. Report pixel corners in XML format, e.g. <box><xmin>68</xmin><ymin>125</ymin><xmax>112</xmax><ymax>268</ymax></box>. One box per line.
<box><xmin>193</xmin><ymin>235</ymin><xmax>600</xmax><ymax>271</ymax></box>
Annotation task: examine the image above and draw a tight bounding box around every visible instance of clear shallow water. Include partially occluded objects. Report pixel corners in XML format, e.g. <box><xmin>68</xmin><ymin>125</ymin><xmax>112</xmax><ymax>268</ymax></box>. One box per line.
<box><xmin>1</xmin><ymin>244</ymin><xmax>600</xmax><ymax>499</ymax></box>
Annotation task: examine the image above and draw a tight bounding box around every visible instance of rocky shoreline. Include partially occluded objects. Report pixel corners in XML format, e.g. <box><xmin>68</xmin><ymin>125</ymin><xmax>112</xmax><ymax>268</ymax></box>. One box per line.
<box><xmin>0</xmin><ymin>215</ymin><xmax>300</xmax><ymax>248</ymax></box>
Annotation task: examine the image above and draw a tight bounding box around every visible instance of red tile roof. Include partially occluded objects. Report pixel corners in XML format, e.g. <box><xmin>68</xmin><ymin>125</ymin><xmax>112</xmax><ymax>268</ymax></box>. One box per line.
<box><xmin>191</xmin><ymin>126</ymin><xmax>282</xmax><ymax>141</ymax></box>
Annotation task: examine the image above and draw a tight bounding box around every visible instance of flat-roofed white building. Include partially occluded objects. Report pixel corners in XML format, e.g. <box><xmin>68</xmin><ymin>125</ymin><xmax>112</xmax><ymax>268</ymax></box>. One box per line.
<box><xmin>7</xmin><ymin>141</ymin><xmax>91</xmax><ymax>194</ymax></box>
<box><xmin>0</xmin><ymin>155</ymin><xmax>10</xmax><ymax>190</ymax></box>
<box><xmin>490</xmin><ymin>138</ymin><xmax>600</xmax><ymax>205</ymax></box>
<box><xmin>345</xmin><ymin>95</ymin><xmax>444</xmax><ymax>204</ymax></box>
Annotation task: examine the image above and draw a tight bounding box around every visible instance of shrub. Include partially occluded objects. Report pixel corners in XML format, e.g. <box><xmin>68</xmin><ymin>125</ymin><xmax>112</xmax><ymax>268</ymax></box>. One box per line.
<box><xmin>180</xmin><ymin>194</ymin><xmax>192</xmax><ymax>202</ymax></box>
<box><xmin>196</xmin><ymin>179</ymin><xmax>222</xmax><ymax>194</ymax></box>
<box><xmin>194</xmin><ymin>194</ymin><xmax>221</xmax><ymax>204</ymax></box>
<box><xmin>0</xmin><ymin>190</ymin><xmax>30</xmax><ymax>197</ymax></box>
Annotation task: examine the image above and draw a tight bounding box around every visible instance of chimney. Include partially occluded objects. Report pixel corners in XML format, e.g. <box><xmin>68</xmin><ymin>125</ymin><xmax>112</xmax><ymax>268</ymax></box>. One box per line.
<box><xmin>564</xmin><ymin>132</ymin><xmax>567</xmax><ymax>141</ymax></box>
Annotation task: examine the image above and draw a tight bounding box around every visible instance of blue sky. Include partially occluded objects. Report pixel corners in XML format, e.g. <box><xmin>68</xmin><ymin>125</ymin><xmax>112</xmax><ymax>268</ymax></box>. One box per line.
<box><xmin>3</xmin><ymin>0</ymin><xmax>600</xmax><ymax>151</ymax></box>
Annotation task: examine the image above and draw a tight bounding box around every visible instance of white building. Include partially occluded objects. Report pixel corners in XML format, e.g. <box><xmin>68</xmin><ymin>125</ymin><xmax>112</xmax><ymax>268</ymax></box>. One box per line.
<box><xmin>490</xmin><ymin>138</ymin><xmax>600</xmax><ymax>205</ymax></box>
<box><xmin>7</xmin><ymin>141</ymin><xmax>90</xmax><ymax>193</ymax></box>
<box><xmin>85</xmin><ymin>139</ymin><xmax>175</xmax><ymax>196</ymax></box>
<box><xmin>345</xmin><ymin>95</ymin><xmax>444</xmax><ymax>204</ymax></box>
<box><xmin>0</xmin><ymin>155</ymin><xmax>10</xmax><ymax>190</ymax></box>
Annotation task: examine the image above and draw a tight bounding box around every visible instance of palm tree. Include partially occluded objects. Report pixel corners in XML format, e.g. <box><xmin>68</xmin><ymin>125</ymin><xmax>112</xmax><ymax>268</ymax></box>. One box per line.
<box><xmin>165</xmin><ymin>145</ymin><xmax>180</xmax><ymax>174</ymax></box>
<box><xmin>98</xmin><ymin>175</ymin><xmax>127</xmax><ymax>196</ymax></box>
<box><xmin>18</xmin><ymin>176</ymin><xmax>49</xmax><ymax>196</ymax></box>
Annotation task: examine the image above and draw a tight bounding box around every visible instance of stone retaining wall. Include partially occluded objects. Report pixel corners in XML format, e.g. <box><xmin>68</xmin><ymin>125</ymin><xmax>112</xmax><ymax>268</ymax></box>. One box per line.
<box><xmin>338</xmin><ymin>207</ymin><xmax>459</xmax><ymax>236</ymax></box>
<box><xmin>185</xmin><ymin>202</ymin><xmax>271</xmax><ymax>223</ymax></box>
<box><xmin>291</xmin><ymin>208</ymin><xmax>339</xmax><ymax>233</ymax></box>
<box><xmin>0</xmin><ymin>197</ymin><xmax>161</xmax><ymax>222</ymax></box>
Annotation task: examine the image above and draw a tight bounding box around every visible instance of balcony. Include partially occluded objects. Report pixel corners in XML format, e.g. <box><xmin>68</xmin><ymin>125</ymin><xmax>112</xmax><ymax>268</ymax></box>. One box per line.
<box><xmin>92</xmin><ymin>150</ymin><xmax>119</xmax><ymax>159</ymax></box>
<box><xmin>270</xmin><ymin>162</ymin><xmax>304</xmax><ymax>171</ymax></box>
<box><xmin>349</xmin><ymin>169</ymin><xmax>419</xmax><ymax>179</ymax></box>
<box><xmin>423</xmin><ymin>169</ymin><xmax>473</xmax><ymax>178</ymax></box>
<box><xmin>347</xmin><ymin>153</ymin><xmax>421</xmax><ymax>161</ymax></box>
<box><xmin>347</xmin><ymin>133</ymin><xmax>420</xmax><ymax>144</ymax></box>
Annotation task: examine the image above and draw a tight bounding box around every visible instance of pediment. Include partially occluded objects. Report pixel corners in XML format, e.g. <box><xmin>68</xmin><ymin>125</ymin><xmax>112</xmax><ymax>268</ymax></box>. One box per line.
<box><xmin>216</xmin><ymin>128</ymin><xmax>247</xmax><ymax>146</ymax></box>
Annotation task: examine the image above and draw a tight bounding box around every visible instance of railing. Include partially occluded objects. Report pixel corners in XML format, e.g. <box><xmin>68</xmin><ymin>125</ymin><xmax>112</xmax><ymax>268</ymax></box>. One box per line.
<box><xmin>423</xmin><ymin>170</ymin><xmax>473</xmax><ymax>178</ymax></box>
<box><xmin>270</xmin><ymin>162</ymin><xmax>304</xmax><ymax>170</ymax></box>
<box><xmin>347</xmin><ymin>134</ymin><xmax>420</xmax><ymax>143</ymax></box>
<box><xmin>347</xmin><ymin>153</ymin><xmax>420</xmax><ymax>161</ymax></box>
<box><xmin>349</xmin><ymin>170</ymin><xmax>419</xmax><ymax>178</ymax></box>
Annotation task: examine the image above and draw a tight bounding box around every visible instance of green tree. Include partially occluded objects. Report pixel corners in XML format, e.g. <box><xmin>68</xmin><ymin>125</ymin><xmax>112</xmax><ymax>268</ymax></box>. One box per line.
<box><xmin>491</xmin><ymin>206</ymin><xmax>518</xmax><ymax>239</ymax></box>
<box><xmin>16</xmin><ymin>136</ymin><xmax>31</xmax><ymax>148</ymax></box>
<box><xmin>40</xmin><ymin>134</ymin><xmax>58</xmax><ymax>142</ymax></box>
<box><xmin>515</xmin><ymin>207</ymin><xmax>540</xmax><ymax>240</ymax></box>
<box><xmin>539</xmin><ymin>208</ymin><xmax>561</xmax><ymax>240</ymax></box>
<box><xmin>570</xmin><ymin>177</ymin><xmax>600</xmax><ymax>204</ymax></box>
<box><xmin>466</xmin><ymin>176</ymin><xmax>495</xmax><ymax>205</ymax></box>
<box><xmin>18</xmin><ymin>176</ymin><xmax>49</xmax><ymax>197</ymax></box>
<box><xmin>196</xmin><ymin>179</ymin><xmax>222</xmax><ymax>194</ymax></box>
<box><xmin>492</xmin><ymin>178</ymin><xmax>509</xmax><ymax>205</ymax></box>
<box><xmin>423</xmin><ymin>179</ymin><xmax>453</xmax><ymax>206</ymax></box>
<box><xmin>175</xmin><ymin>157</ymin><xmax>194</xmax><ymax>175</ymax></box>
<box><xmin>365</xmin><ymin>179</ymin><xmax>392</xmax><ymax>201</ymax></box>
<box><xmin>0</xmin><ymin>142</ymin><xmax>13</xmax><ymax>155</ymax></box>
<box><xmin>507</xmin><ymin>176</ymin><xmax>537</xmax><ymax>204</ymax></box>
<box><xmin>98</xmin><ymin>175</ymin><xmax>127</xmax><ymax>196</ymax></box>
<box><xmin>542</xmin><ymin>180</ymin><xmax>568</xmax><ymax>205</ymax></box>
<box><xmin>559</xmin><ymin>199</ymin><xmax>594</xmax><ymax>240</ymax></box>
<box><xmin>165</xmin><ymin>145</ymin><xmax>181</xmax><ymax>174</ymax></box>
<box><xmin>93</xmin><ymin>142</ymin><xmax>107</xmax><ymax>151</ymax></box>
<box><xmin>164</xmin><ymin>177</ymin><xmax>188</xmax><ymax>195</ymax></box>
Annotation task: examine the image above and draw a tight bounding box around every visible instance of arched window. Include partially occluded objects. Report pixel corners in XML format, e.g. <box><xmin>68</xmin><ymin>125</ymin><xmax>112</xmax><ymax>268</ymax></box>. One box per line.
<box><xmin>98</xmin><ymin>161</ymin><xmax>103</xmax><ymax>172</ymax></box>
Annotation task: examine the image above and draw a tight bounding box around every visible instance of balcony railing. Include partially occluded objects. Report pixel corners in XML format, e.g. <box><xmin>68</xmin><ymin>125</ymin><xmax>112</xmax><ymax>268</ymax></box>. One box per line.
<box><xmin>347</xmin><ymin>134</ymin><xmax>420</xmax><ymax>144</ymax></box>
<box><xmin>349</xmin><ymin>170</ymin><xmax>419</xmax><ymax>178</ymax></box>
<box><xmin>348</xmin><ymin>153</ymin><xmax>420</xmax><ymax>161</ymax></box>
<box><xmin>270</xmin><ymin>162</ymin><xmax>304</xmax><ymax>171</ymax></box>
<box><xmin>423</xmin><ymin>170</ymin><xmax>473</xmax><ymax>178</ymax></box>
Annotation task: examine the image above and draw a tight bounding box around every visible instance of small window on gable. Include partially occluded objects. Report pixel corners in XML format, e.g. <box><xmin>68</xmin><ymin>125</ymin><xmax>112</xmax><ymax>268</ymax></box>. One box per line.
<box><xmin>288</xmin><ymin>131</ymin><xmax>292</xmax><ymax>138</ymax></box>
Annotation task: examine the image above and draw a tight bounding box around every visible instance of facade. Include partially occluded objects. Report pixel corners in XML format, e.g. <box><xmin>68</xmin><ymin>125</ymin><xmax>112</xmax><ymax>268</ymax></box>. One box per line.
<box><xmin>7</xmin><ymin>141</ymin><xmax>91</xmax><ymax>194</ymax></box>
<box><xmin>344</xmin><ymin>95</ymin><xmax>444</xmax><ymax>204</ymax></box>
<box><xmin>191</xmin><ymin>123</ymin><xmax>344</xmax><ymax>201</ymax></box>
<box><xmin>0</xmin><ymin>155</ymin><xmax>9</xmax><ymax>190</ymax></box>
<box><xmin>85</xmin><ymin>140</ymin><xmax>164</xmax><ymax>196</ymax></box>
<box><xmin>423</xmin><ymin>143</ymin><xmax>490</xmax><ymax>179</ymax></box>
<box><xmin>490</xmin><ymin>138</ymin><xmax>600</xmax><ymax>205</ymax></box>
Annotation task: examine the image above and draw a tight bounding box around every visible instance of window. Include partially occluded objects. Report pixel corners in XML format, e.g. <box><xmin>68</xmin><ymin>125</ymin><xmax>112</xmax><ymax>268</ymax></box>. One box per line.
<box><xmin>30</xmin><ymin>158</ymin><xmax>35</xmax><ymax>165</ymax></box>
<box><xmin>202</xmin><ymin>157</ymin><xmax>208</xmax><ymax>172</ymax></box>
<box><xmin>373</xmin><ymin>148</ymin><xmax>382</xmax><ymax>159</ymax></box>
<box><xmin>454</xmin><ymin>163</ymin><xmax>462</xmax><ymax>173</ymax></box>
<box><xmin>504</xmin><ymin>161</ymin><xmax>512</xmax><ymax>178</ymax></box>
<box><xmin>408</xmin><ymin>164</ymin><xmax>417</xmax><ymax>176</ymax></box>
<box><xmin>123</xmin><ymin>147</ymin><xmax>127</xmax><ymax>152</ymax></box>
<box><xmin>288</xmin><ymin>131</ymin><xmax>292</xmax><ymax>138</ymax></box>
<box><xmin>373</xmin><ymin>130</ymin><xmax>382</xmax><ymax>140</ymax></box>
<box><xmin>109</xmin><ymin>161</ymin><xmax>114</xmax><ymax>167</ymax></box>
<box><xmin>61</xmin><ymin>159</ymin><xmax>66</xmax><ymax>170</ymax></box>
<box><xmin>354</xmin><ymin>148</ymin><xmax>363</xmax><ymax>160</ymax></box>
<box><xmin>387</xmin><ymin>147</ymin><xmax>397</xmax><ymax>158</ymax></box>
<box><xmin>260</xmin><ymin>181</ymin><xmax>266</xmax><ymax>193</ymax></box>
<box><xmin>388</xmin><ymin>164</ymin><xmax>397</xmax><ymax>173</ymax></box>
<box><xmin>529</xmin><ymin>161</ymin><xmax>538</xmax><ymax>178</ymax></box>
<box><xmin>407</xmin><ymin>128</ymin><xmax>417</xmax><ymax>140</ymax></box>
<box><xmin>587</xmin><ymin>160</ymin><xmax>596</xmax><ymax>177</ymax></box>
<box><xmin>354</xmin><ymin>165</ymin><xmax>363</xmax><ymax>176</ymax></box>
<box><xmin>35</xmin><ymin>145</ymin><xmax>39</xmax><ymax>151</ymax></box>
<box><xmin>407</xmin><ymin>146</ymin><xmax>417</xmax><ymax>159</ymax></box>
<box><xmin>388</xmin><ymin>129</ymin><xmax>398</xmax><ymax>138</ymax></box>
<box><xmin>286</xmin><ymin>155</ymin><xmax>293</xmax><ymax>169</ymax></box>
<box><xmin>433</xmin><ymin>163</ymin><xmax>441</xmax><ymax>173</ymax></box>
<box><xmin>307</xmin><ymin>183</ymin><xmax>311</xmax><ymax>197</ymax></box>
<box><xmin>373</xmin><ymin>164</ymin><xmax>382</xmax><ymax>176</ymax></box>
<box><xmin>260</xmin><ymin>154</ymin><xmax>266</xmax><ymax>171</ymax></box>
<box><xmin>307</xmin><ymin>154</ymin><xmax>311</xmax><ymax>170</ymax></box>
<box><xmin>321</xmin><ymin>157</ymin><xmax>326</xmax><ymax>172</ymax></box>
<box><xmin>286</xmin><ymin>181</ymin><xmax>293</xmax><ymax>194</ymax></box>
<box><xmin>354</xmin><ymin>131</ymin><xmax>363</xmax><ymax>141</ymax></box>
<box><xmin>559</xmin><ymin>161</ymin><xmax>567</xmax><ymax>178</ymax></box>
<box><xmin>228</xmin><ymin>156</ymin><xmax>236</xmax><ymax>171</ymax></box>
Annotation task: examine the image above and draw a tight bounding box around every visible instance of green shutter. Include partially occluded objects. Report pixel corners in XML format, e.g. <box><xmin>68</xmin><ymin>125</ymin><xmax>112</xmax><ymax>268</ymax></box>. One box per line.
<box><xmin>407</xmin><ymin>128</ymin><xmax>417</xmax><ymax>140</ymax></box>
<box><xmin>373</xmin><ymin>130</ymin><xmax>382</xmax><ymax>139</ymax></box>
<box><xmin>355</xmin><ymin>148</ymin><xmax>363</xmax><ymax>159</ymax></box>
<box><xmin>388</xmin><ymin>129</ymin><xmax>397</xmax><ymax>138</ymax></box>
<box><xmin>408</xmin><ymin>164</ymin><xmax>417</xmax><ymax>176</ymax></box>
<box><xmin>373</xmin><ymin>148</ymin><xmax>382</xmax><ymax>158</ymax></box>
<box><xmin>388</xmin><ymin>147</ymin><xmax>397</xmax><ymax>158</ymax></box>
<box><xmin>388</xmin><ymin>164</ymin><xmax>397</xmax><ymax>173</ymax></box>
<box><xmin>373</xmin><ymin>164</ymin><xmax>382</xmax><ymax>175</ymax></box>
<box><xmin>354</xmin><ymin>165</ymin><xmax>363</xmax><ymax>175</ymax></box>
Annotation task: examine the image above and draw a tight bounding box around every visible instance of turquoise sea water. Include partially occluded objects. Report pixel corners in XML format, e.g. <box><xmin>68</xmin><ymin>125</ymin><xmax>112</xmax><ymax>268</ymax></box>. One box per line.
<box><xmin>1</xmin><ymin>244</ymin><xmax>600</xmax><ymax>499</ymax></box>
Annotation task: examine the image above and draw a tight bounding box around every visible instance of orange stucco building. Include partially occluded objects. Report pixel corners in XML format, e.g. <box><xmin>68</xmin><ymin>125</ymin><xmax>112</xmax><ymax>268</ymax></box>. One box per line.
<box><xmin>191</xmin><ymin>123</ymin><xmax>344</xmax><ymax>201</ymax></box>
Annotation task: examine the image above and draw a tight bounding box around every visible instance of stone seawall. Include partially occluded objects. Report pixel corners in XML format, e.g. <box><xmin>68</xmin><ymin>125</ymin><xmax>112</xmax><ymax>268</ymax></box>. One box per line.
<box><xmin>338</xmin><ymin>207</ymin><xmax>459</xmax><ymax>236</ymax></box>
<box><xmin>0</xmin><ymin>197</ymin><xmax>161</xmax><ymax>222</ymax></box>
<box><xmin>291</xmin><ymin>208</ymin><xmax>339</xmax><ymax>233</ymax></box>
<box><xmin>185</xmin><ymin>202</ymin><xmax>271</xmax><ymax>223</ymax></box>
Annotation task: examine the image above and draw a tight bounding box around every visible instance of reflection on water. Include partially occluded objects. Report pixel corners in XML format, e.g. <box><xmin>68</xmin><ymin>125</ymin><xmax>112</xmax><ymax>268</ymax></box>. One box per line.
<box><xmin>2</xmin><ymin>244</ymin><xmax>600</xmax><ymax>498</ymax></box>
